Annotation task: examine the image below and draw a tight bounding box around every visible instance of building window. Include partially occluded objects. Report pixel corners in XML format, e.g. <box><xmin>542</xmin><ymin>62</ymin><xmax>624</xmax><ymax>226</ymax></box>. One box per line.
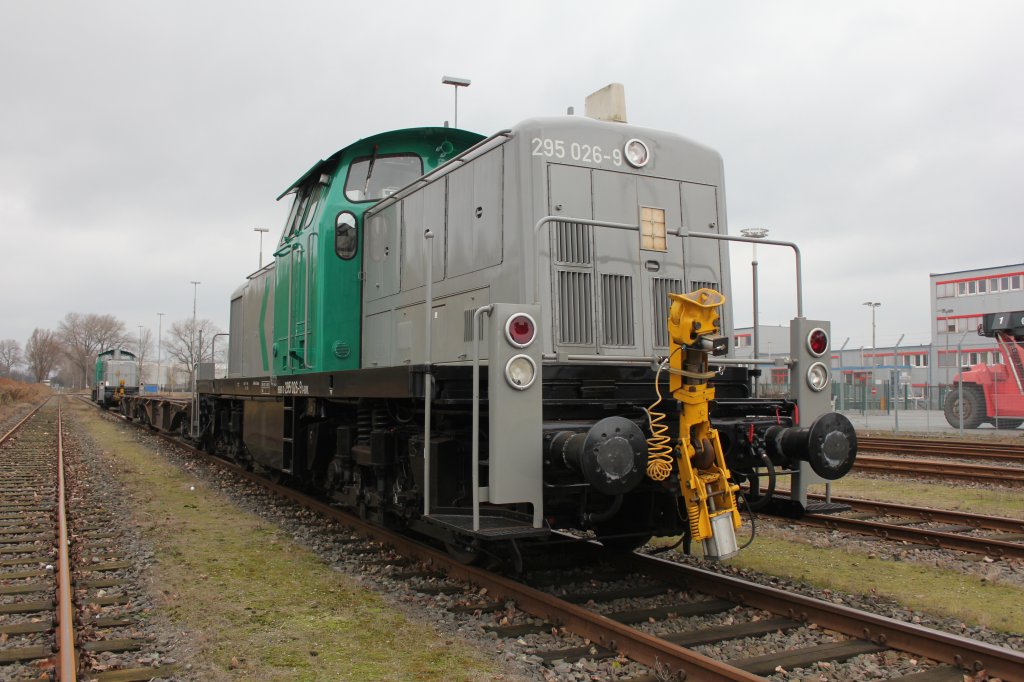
<box><xmin>936</xmin><ymin>282</ymin><xmax>955</xmax><ymax>298</ymax></box>
<box><xmin>1013</xmin><ymin>275</ymin><xmax>1022</xmax><ymax>290</ymax></box>
<box><xmin>734</xmin><ymin>335</ymin><xmax>751</xmax><ymax>348</ymax></box>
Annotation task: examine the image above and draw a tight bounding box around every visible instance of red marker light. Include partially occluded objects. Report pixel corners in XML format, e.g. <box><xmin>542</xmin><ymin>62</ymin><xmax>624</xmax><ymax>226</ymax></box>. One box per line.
<box><xmin>506</xmin><ymin>314</ymin><xmax>536</xmax><ymax>347</ymax></box>
<box><xmin>807</xmin><ymin>328</ymin><xmax>828</xmax><ymax>357</ymax></box>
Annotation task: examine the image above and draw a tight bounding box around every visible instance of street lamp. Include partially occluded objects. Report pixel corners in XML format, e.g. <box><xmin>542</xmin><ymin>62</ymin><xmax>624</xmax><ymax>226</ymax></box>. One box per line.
<box><xmin>441</xmin><ymin>75</ymin><xmax>471</xmax><ymax>128</ymax></box>
<box><xmin>862</xmin><ymin>301</ymin><xmax>881</xmax><ymax>364</ymax></box>
<box><xmin>190</xmin><ymin>281</ymin><xmax>201</xmax><ymax>371</ymax></box>
<box><xmin>137</xmin><ymin>325</ymin><xmax>144</xmax><ymax>387</ymax></box>
<box><xmin>157</xmin><ymin>312</ymin><xmax>164</xmax><ymax>392</ymax></box>
<box><xmin>740</xmin><ymin>227</ymin><xmax>769</xmax><ymax>396</ymax></box>
<box><xmin>254</xmin><ymin>227</ymin><xmax>269</xmax><ymax>269</ymax></box>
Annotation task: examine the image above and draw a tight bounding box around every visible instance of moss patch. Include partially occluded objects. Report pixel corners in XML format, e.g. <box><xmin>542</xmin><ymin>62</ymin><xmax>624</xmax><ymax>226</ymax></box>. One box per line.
<box><xmin>810</xmin><ymin>476</ymin><xmax>1024</xmax><ymax>520</ymax></box>
<box><xmin>722</xmin><ymin>537</ymin><xmax>1024</xmax><ymax>633</ymax></box>
<box><xmin>68</xmin><ymin>400</ymin><xmax>512</xmax><ymax>681</ymax></box>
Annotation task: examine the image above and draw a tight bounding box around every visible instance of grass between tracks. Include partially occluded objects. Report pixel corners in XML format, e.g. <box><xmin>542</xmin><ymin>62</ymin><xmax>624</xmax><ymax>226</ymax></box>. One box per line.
<box><xmin>810</xmin><ymin>475</ymin><xmax>1024</xmax><ymax>520</ymax></box>
<box><xmin>720</xmin><ymin>537</ymin><xmax>1024</xmax><ymax>633</ymax></box>
<box><xmin>68</xmin><ymin>400</ymin><xmax>512</xmax><ymax>682</ymax></box>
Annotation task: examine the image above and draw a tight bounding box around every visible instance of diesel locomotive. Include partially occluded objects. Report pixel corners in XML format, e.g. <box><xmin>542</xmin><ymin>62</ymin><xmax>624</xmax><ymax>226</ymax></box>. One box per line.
<box><xmin>123</xmin><ymin>96</ymin><xmax>857</xmax><ymax>563</ymax></box>
<box><xmin>92</xmin><ymin>348</ymin><xmax>138</xmax><ymax>409</ymax></box>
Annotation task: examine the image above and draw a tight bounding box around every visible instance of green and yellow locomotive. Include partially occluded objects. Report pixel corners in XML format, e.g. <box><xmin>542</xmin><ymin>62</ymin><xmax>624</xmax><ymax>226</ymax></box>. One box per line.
<box><xmin>136</xmin><ymin>104</ymin><xmax>858</xmax><ymax>563</ymax></box>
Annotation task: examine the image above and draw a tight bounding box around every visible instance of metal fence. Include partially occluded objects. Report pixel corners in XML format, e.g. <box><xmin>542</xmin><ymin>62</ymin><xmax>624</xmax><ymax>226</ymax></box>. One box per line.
<box><xmin>755</xmin><ymin>381</ymin><xmax>1023</xmax><ymax>434</ymax></box>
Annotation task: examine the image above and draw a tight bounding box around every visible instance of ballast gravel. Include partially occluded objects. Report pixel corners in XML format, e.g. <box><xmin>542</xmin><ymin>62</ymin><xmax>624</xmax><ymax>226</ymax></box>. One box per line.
<box><xmin>89</xmin><ymin>408</ymin><xmax>1022</xmax><ymax>681</ymax></box>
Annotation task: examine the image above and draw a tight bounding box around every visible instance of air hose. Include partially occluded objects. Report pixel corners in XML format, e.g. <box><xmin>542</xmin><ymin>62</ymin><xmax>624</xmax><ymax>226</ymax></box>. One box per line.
<box><xmin>644</xmin><ymin>359</ymin><xmax>675</xmax><ymax>481</ymax></box>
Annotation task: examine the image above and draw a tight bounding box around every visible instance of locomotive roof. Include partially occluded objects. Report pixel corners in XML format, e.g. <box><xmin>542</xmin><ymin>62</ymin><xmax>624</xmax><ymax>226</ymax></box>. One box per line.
<box><xmin>97</xmin><ymin>348</ymin><xmax>137</xmax><ymax>359</ymax></box>
<box><xmin>277</xmin><ymin>126</ymin><xmax>485</xmax><ymax>200</ymax></box>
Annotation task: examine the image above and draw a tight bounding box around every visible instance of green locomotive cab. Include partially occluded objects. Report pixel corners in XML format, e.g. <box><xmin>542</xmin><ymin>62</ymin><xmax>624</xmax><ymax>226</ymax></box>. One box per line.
<box><xmin>271</xmin><ymin>128</ymin><xmax>484</xmax><ymax>376</ymax></box>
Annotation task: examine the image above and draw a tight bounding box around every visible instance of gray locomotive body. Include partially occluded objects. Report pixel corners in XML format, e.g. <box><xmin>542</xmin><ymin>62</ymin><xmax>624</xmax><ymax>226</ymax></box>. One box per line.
<box><xmin>184</xmin><ymin>114</ymin><xmax>855</xmax><ymax>560</ymax></box>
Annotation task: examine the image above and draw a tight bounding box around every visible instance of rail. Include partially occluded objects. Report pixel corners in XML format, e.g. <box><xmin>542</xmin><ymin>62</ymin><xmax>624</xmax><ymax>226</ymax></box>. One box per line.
<box><xmin>55</xmin><ymin>399</ymin><xmax>77</xmax><ymax>681</ymax></box>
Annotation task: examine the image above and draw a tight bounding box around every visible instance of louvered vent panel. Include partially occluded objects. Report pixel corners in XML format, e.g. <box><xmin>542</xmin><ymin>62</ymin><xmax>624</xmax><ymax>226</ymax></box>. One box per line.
<box><xmin>555</xmin><ymin>222</ymin><xmax>592</xmax><ymax>265</ymax></box>
<box><xmin>652</xmin><ymin>278</ymin><xmax>683</xmax><ymax>348</ymax></box>
<box><xmin>601</xmin><ymin>274</ymin><xmax>634</xmax><ymax>346</ymax></box>
<box><xmin>689</xmin><ymin>280</ymin><xmax>719</xmax><ymax>293</ymax></box>
<box><xmin>463</xmin><ymin>309</ymin><xmax>485</xmax><ymax>343</ymax></box>
<box><xmin>558</xmin><ymin>271</ymin><xmax>593</xmax><ymax>345</ymax></box>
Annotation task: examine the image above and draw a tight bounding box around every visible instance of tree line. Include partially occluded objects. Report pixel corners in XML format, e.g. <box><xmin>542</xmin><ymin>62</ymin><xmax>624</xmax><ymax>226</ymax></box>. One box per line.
<box><xmin>1</xmin><ymin>313</ymin><xmax>222</xmax><ymax>388</ymax></box>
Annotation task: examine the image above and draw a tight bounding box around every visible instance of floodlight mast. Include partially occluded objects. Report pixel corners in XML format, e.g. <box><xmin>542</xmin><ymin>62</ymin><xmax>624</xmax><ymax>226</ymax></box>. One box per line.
<box><xmin>441</xmin><ymin>75</ymin><xmax>471</xmax><ymax>128</ymax></box>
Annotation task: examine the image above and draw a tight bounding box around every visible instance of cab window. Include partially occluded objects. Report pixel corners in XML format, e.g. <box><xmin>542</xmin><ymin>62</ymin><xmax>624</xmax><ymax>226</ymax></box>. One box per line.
<box><xmin>345</xmin><ymin>153</ymin><xmax>423</xmax><ymax>202</ymax></box>
<box><xmin>279</xmin><ymin>175</ymin><xmax>330</xmax><ymax>242</ymax></box>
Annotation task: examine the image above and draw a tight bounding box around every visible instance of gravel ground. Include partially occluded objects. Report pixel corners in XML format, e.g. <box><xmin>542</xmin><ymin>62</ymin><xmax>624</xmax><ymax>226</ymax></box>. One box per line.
<box><xmin>80</xmin><ymin>407</ymin><xmax>1023</xmax><ymax>681</ymax></box>
<box><xmin>62</xmin><ymin>406</ymin><xmax>191</xmax><ymax>681</ymax></box>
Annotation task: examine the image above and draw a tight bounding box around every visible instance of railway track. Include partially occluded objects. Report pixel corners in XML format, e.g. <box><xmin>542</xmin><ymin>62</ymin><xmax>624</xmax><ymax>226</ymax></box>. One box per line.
<box><xmin>795</xmin><ymin>493</ymin><xmax>1024</xmax><ymax>560</ymax></box>
<box><xmin>89</xmin><ymin>400</ymin><xmax>1024</xmax><ymax>681</ymax></box>
<box><xmin>858</xmin><ymin>435</ymin><xmax>1024</xmax><ymax>464</ymax></box>
<box><xmin>0</xmin><ymin>398</ymin><xmax>76</xmax><ymax>680</ymax></box>
<box><xmin>854</xmin><ymin>454</ymin><xmax>1024</xmax><ymax>484</ymax></box>
<box><xmin>0</xmin><ymin>399</ymin><xmax>175</xmax><ymax>681</ymax></box>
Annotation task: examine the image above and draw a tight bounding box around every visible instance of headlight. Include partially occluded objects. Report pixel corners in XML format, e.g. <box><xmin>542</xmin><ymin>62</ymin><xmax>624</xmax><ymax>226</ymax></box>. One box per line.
<box><xmin>806</xmin><ymin>362</ymin><xmax>830</xmax><ymax>392</ymax></box>
<box><xmin>505</xmin><ymin>354</ymin><xmax>537</xmax><ymax>390</ymax></box>
<box><xmin>624</xmin><ymin>139</ymin><xmax>650</xmax><ymax>168</ymax></box>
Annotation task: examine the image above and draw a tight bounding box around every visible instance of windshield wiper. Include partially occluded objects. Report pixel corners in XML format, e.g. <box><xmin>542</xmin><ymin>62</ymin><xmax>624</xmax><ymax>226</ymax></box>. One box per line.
<box><xmin>362</xmin><ymin>144</ymin><xmax>379</xmax><ymax>197</ymax></box>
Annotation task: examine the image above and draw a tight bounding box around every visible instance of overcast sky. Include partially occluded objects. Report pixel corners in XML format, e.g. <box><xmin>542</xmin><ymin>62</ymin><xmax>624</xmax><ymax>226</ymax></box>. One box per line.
<box><xmin>2</xmin><ymin>1</ymin><xmax>1022</xmax><ymax>355</ymax></box>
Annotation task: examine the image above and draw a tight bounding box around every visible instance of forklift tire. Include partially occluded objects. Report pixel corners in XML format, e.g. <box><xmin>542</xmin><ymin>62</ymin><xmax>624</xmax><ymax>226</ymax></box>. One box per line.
<box><xmin>943</xmin><ymin>385</ymin><xmax>985</xmax><ymax>429</ymax></box>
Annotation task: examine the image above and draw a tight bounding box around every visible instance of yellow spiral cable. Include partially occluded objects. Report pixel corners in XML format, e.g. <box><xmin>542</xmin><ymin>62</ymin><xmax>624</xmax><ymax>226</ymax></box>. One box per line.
<box><xmin>644</xmin><ymin>360</ymin><xmax>675</xmax><ymax>481</ymax></box>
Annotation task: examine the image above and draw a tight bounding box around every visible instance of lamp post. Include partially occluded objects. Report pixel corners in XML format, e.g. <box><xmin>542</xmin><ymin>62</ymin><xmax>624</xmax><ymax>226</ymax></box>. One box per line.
<box><xmin>740</xmin><ymin>227</ymin><xmax>769</xmax><ymax>396</ymax></box>
<box><xmin>441</xmin><ymin>75</ymin><xmax>471</xmax><ymax>128</ymax></box>
<box><xmin>254</xmin><ymin>227</ymin><xmax>269</xmax><ymax>269</ymax></box>
<box><xmin>190</xmin><ymin>281</ymin><xmax>201</xmax><ymax>377</ymax></box>
<box><xmin>157</xmin><ymin>313</ymin><xmax>164</xmax><ymax>392</ymax></box>
<box><xmin>862</xmin><ymin>301</ymin><xmax>881</xmax><ymax>365</ymax></box>
<box><xmin>137</xmin><ymin>325</ymin><xmax>144</xmax><ymax>387</ymax></box>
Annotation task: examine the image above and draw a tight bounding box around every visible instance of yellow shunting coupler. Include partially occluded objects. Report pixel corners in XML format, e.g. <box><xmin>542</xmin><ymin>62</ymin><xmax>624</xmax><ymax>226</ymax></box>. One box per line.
<box><xmin>663</xmin><ymin>288</ymin><xmax>741</xmax><ymax>560</ymax></box>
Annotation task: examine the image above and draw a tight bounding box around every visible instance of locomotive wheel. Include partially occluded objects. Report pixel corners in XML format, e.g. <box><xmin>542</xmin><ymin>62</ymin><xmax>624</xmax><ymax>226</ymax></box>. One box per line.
<box><xmin>943</xmin><ymin>385</ymin><xmax>985</xmax><ymax>429</ymax></box>
<box><xmin>992</xmin><ymin>418</ymin><xmax>1024</xmax><ymax>430</ymax></box>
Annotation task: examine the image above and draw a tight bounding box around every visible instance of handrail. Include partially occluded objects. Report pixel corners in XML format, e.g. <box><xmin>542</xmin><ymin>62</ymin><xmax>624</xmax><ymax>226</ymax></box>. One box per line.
<box><xmin>364</xmin><ymin>130</ymin><xmax>514</xmax><ymax>219</ymax></box>
<box><xmin>471</xmin><ymin>304</ymin><xmax>494</xmax><ymax>532</ymax></box>
<box><xmin>422</xmin><ymin>230</ymin><xmax>435</xmax><ymax>517</ymax></box>
<box><xmin>532</xmin><ymin>216</ymin><xmax>642</xmax><ymax>305</ymax></box>
<box><xmin>286</xmin><ymin>243</ymin><xmax>304</xmax><ymax>371</ymax></box>
<box><xmin>681</xmin><ymin>232</ymin><xmax>804</xmax><ymax>318</ymax></box>
<box><xmin>304</xmin><ymin>231</ymin><xmax>318</xmax><ymax>368</ymax></box>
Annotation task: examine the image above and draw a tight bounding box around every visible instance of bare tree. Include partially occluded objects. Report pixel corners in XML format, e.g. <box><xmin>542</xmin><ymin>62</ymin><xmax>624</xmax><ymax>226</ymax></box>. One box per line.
<box><xmin>57</xmin><ymin>313</ymin><xmax>127</xmax><ymax>387</ymax></box>
<box><xmin>163</xmin><ymin>318</ymin><xmax>220</xmax><ymax>385</ymax></box>
<box><xmin>24</xmin><ymin>329</ymin><xmax>62</xmax><ymax>383</ymax></box>
<box><xmin>132</xmin><ymin>328</ymin><xmax>154</xmax><ymax>384</ymax></box>
<box><xmin>0</xmin><ymin>339</ymin><xmax>21</xmax><ymax>376</ymax></box>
